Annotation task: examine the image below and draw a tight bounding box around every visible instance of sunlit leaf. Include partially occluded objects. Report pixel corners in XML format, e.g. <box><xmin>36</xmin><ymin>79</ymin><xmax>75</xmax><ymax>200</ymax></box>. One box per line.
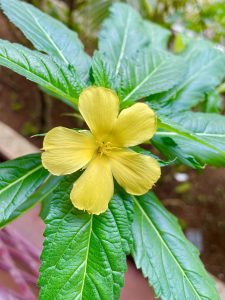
<box><xmin>39</xmin><ymin>175</ymin><xmax>133</xmax><ymax>300</ymax></box>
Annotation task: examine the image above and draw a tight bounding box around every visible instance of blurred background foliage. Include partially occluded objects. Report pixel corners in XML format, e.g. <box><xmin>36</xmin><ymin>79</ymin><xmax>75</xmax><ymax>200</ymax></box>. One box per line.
<box><xmin>25</xmin><ymin>0</ymin><xmax>225</xmax><ymax>47</ymax></box>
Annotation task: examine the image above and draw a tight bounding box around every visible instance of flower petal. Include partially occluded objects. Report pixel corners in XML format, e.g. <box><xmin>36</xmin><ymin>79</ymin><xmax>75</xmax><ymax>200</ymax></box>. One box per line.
<box><xmin>108</xmin><ymin>149</ymin><xmax>161</xmax><ymax>195</ymax></box>
<box><xmin>42</xmin><ymin>127</ymin><xmax>97</xmax><ymax>175</ymax></box>
<box><xmin>70</xmin><ymin>156</ymin><xmax>114</xmax><ymax>215</ymax></box>
<box><xmin>110</xmin><ymin>103</ymin><xmax>156</xmax><ymax>147</ymax></box>
<box><xmin>78</xmin><ymin>87</ymin><xmax>119</xmax><ymax>140</ymax></box>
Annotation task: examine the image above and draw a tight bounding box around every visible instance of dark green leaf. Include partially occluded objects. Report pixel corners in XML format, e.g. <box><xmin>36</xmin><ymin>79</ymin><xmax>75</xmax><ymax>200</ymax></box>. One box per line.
<box><xmin>0</xmin><ymin>153</ymin><xmax>48</xmax><ymax>228</ymax></box>
<box><xmin>132</xmin><ymin>192</ymin><xmax>219</xmax><ymax>300</ymax></box>
<box><xmin>0</xmin><ymin>0</ymin><xmax>91</xmax><ymax>81</ymax></box>
<box><xmin>153</xmin><ymin>113</ymin><xmax>225</xmax><ymax>168</ymax></box>
<box><xmin>39</xmin><ymin>175</ymin><xmax>133</xmax><ymax>300</ymax></box>
<box><xmin>0</xmin><ymin>40</ymin><xmax>84</xmax><ymax>106</ymax></box>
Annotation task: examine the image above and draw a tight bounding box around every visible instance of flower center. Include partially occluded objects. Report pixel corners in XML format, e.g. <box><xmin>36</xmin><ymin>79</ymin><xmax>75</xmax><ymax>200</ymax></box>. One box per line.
<box><xmin>97</xmin><ymin>141</ymin><xmax>114</xmax><ymax>156</ymax></box>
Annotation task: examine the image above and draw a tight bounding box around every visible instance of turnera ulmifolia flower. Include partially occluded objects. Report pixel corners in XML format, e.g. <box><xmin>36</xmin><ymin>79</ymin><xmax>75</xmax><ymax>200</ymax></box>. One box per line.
<box><xmin>42</xmin><ymin>87</ymin><xmax>161</xmax><ymax>214</ymax></box>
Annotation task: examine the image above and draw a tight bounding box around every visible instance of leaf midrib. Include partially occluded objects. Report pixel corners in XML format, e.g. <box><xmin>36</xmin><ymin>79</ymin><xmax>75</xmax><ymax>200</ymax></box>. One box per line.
<box><xmin>79</xmin><ymin>215</ymin><xmax>93</xmax><ymax>300</ymax></box>
<box><xmin>155</xmin><ymin>131</ymin><xmax>225</xmax><ymax>138</ymax></box>
<box><xmin>0</xmin><ymin>53</ymin><xmax>77</xmax><ymax>103</ymax></box>
<box><xmin>156</xmin><ymin>124</ymin><xmax>225</xmax><ymax>157</ymax></box>
<box><xmin>0</xmin><ymin>164</ymin><xmax>42</xmax><ymax>196</ymax></box>
<box><xmin>173</xmin><ymin>53</ymin><xmax>223</xmax><ymax>100</ymax></box>
<box><xmin>122</xmin><ymin>60</ymin><xmax>166</xmax><ymax>102</ymax></box>
<box><xmin>114</xmin><ymin>9</ymin><xmax>131</xmax><ymax>77</ymax></box>
<box><xmin>22</xmin><ymin>2</ymin><xmax>69</xmax><ymax>65</ymax></box>
<box><xmin>133</xmin><ymin>196</ymin><xmax>202</xmax><ymax>300</ymax></box>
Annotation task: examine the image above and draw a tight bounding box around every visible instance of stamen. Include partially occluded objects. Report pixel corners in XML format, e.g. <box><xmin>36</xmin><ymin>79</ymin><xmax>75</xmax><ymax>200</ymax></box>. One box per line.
<box><xmin>96</xmin><ymin>141</ymin><xmax>118</xmax><ymax>157</ymax></box>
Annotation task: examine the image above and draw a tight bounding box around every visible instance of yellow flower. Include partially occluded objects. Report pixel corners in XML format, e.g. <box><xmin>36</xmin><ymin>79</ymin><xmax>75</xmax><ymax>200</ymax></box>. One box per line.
<box><xmin>42</xmin><ymin>87</ymin><xmax>161</xmax><ymax>214</ymax></box>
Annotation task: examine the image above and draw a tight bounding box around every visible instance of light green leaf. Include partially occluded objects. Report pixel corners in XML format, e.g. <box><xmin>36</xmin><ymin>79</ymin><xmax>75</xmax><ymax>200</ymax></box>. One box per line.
<box><xmin>149</xmin><ymin>42</ymin><xmax>225</xmax><ymax>113</ymax></box>
<box><xmin>0</xmin><ymin>0</ymin><xmax>91</xmax><ymax>81</ymax></box>
<box><xmin>204</xmin><ymin>90</ymin><xmax>222</xmax><ymax>113</ymax></box>
<box><xmin>132</xmin><ymin>192</ymin><xmax>219</xmax><ymax>300</ymax></box>
<box><xmin>0</xmin><ymin>153</ymin><xmax>48</xmax><ymax>228</ymax></box>
<box><xmin>91</xmin><ymin>51</ymin><xmax>114</xmax><ymax>89</ymax></box>
<box><xmin>99</xmin><ymin>3</ymin><xmax>149</xmax><ymax>78</ymax></box>
<box><xmin>39</xmin><ymin>175</ymin><xmax>133</xmax><ymax>300</ymax></box>
<box><xmin>0</xmin><ymin>40</ymin><xmax>84</xmax><ymax>106</ymax></box>
<box><xmin>119</xmin><ymin>47</ymin><xmax>187</xmax><ymax>103</ymax></box>
<box><xmin>144</xmin><ymin>21</ymin><xmax>171</xmax><ymax>49</ymax></box>
<box><xmin>153</xmin><ymin>113</ymin><xmax>225</xmax><ymax>168</ymax></box>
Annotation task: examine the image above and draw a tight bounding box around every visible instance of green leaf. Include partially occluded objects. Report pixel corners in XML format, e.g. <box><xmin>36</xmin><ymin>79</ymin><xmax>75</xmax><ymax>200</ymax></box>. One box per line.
<box><xmin>0</xmin><ymin>153</ymin><xmax>48</xmax><ymax>228</ymax></box>
<box><xmin>0</xmin><ymin>40</ymin><xmax>84</xmax><ymax>106</ymax></box>
<box><xmin>153</xmin><ymin>113</ymin><xmax>225</xmax><ymax>168</ymax></box>
<box><xmin>39</xmin><ymin>175</ymin><xmax>133</xmax><ymax>300</ymax></box>
<box><xmin>119</xmin><ymin>47</ymin><xmax>187</xmax><ymax>103</ymax></box>
<box><xmin>144</xmin><ymin>21</ymin><xmax>171</xmax><ymax>49</ymax></box>
<box><xmin>91</xmin><ymin>51</ymin><xmax>114</xmax><ymax>89</ymax></box>
<box><xmin>99</xmin><ymin>3</ymin><xmax>149</xmax><ymax>78</ymax></box>
<box><xmin>149</xmin><ymin>42</ymin><xmax>225</xmax><ymax>113</ymax></box>
<box><xmin>4</xmin><ymin>175</ymin><xmax>62</xmax><ymax>225</ymax></box>
<box><xmin>132</xmin><ymin>146</ymin><xmax>175</xmax><ymax>167</ymax></box>
<box><xmin>33</xmin><ymin>175</ymin><xmax>63</xmax><ymax>220</ymax></box>
<box><xmin>0</xmin><ymin>0</ymin><xmax>91</xmax><ymax>81</ymax></box>
<box><xmin>132</xmin><ymin>192</ymin><xmax>219</xmax><ymax>300</ymax></box>
<box><xmin>204</xmin><ymin>90</ymin><xmax>222</xmax><ymax>113</ymax></box>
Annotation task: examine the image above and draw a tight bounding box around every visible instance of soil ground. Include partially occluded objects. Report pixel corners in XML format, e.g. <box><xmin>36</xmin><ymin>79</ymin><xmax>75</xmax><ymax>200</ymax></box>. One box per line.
<box><xmin>0</xmin><ymin>11</ymin><xmax>224</xmax><ymax>288</ymax></box>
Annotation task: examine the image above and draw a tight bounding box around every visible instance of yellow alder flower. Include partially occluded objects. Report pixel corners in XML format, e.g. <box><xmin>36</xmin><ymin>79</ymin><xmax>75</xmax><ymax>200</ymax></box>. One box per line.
<box><xmin>42</xmin><ymin>87</ymin><xmax>161</xmax><ymax>215</ymax></box>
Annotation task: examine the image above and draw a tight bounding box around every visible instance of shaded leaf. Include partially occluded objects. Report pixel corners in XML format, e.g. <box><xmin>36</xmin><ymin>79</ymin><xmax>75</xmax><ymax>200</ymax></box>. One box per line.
<box><xmin>148</xmin><ymin>41</ymin><xmax>225</xmax><ymax>113</ymax></box>
<box><xmin>144</xmin><ymin>20</ymin><xmax>171</xmax><ymax>49</ymax></box>
<box><xmin>153</xmin><ymin>113</ymin><xmax>225</xmax><ymax>168</ymax></box>
<box><xmin>0</xmin><ymin>154</ymin><xmax>48</xmax><ymax>228</ymax></box>
<box><xmin>132</xmin><ymin>192</ymin><xmax>219</xmax><ymax>300</ymax></box>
